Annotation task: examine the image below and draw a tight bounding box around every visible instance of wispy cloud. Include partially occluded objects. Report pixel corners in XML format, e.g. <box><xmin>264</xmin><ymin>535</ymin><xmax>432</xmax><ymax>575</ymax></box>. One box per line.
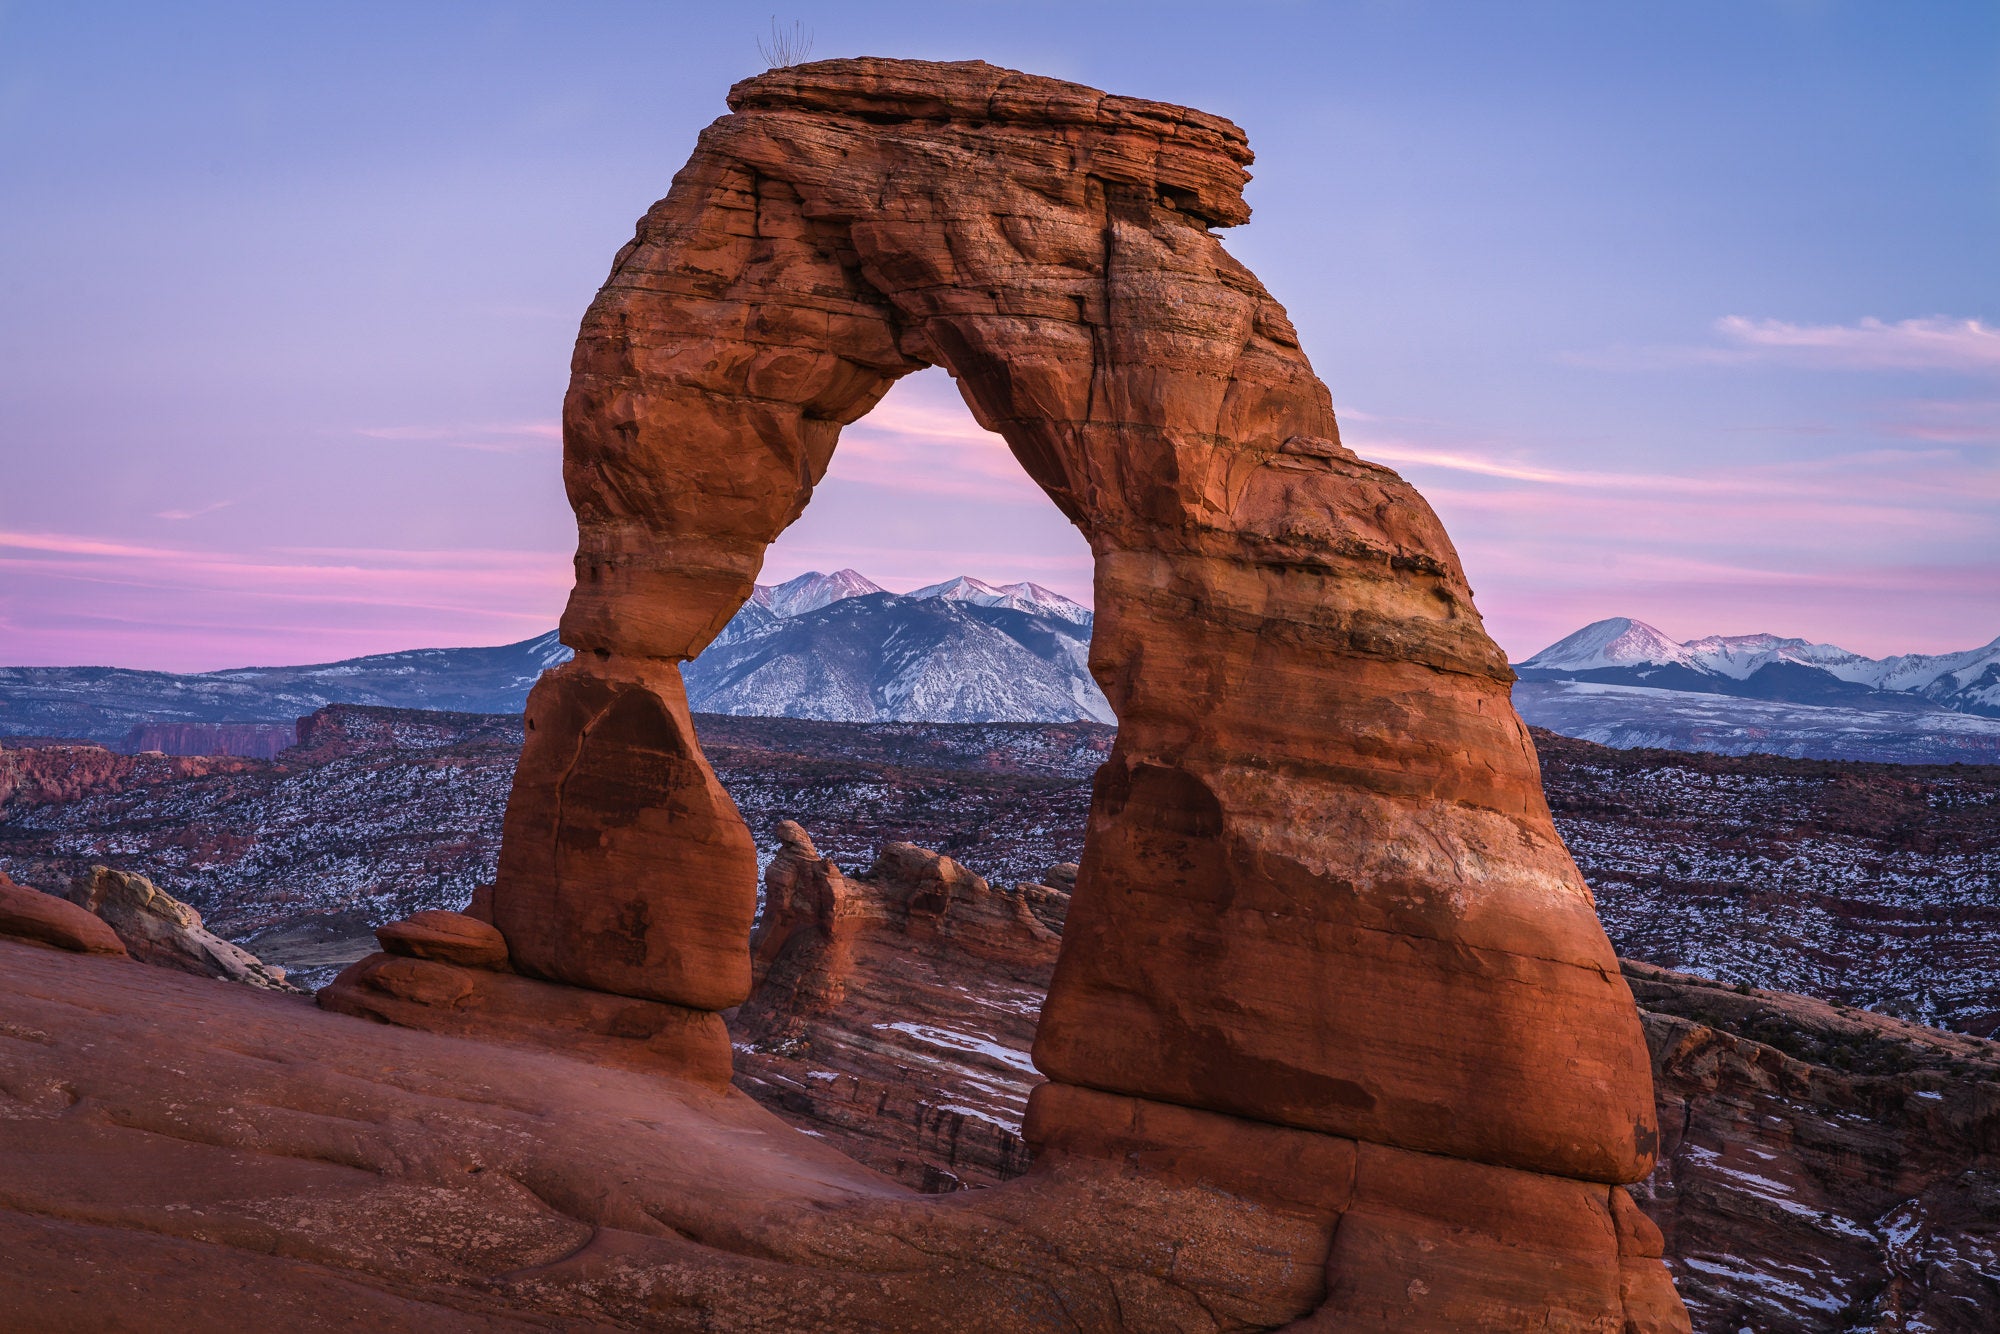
<box><xmin>1339</xmin><ymin>415</ymin><xmax>2000</xmax><ymax>659</ymax></box>
<box><xmin>1715</xmin><ymin>316</ymin><xmax>2000</xmax><ymax>374</ymax></box>
<box><xmin>0</xmin><ymin>528</ymin><xmax>570</xmax><ymax>669</ymax></box>
<box><xmin>1353</xmin><ymin>439</ymin><xmax>1734</xmax><ymax>493</ymax></box>
<box><xmin>352</xmin><ymin>421</ymin><xmax>561</xmax><ymax>453</ymax></box>
<box><xmin>823</xmin><ymin>382</ymin><xmax>1048</xmax><ymax>502</ymax></box>
<box><xmin>1566</xmin><ymin>315</ymin><xmax>2000</xmax><ymax>376</ymax></box>
<box><xmin>153</xmin><ymin>499</ymin><xmax>235</xmax><ymax>521</ymax></box>
<box><xmin>1878</xmin><ymin>398</ymin><xmax>2000</xmax><ymax>446</ymax></box>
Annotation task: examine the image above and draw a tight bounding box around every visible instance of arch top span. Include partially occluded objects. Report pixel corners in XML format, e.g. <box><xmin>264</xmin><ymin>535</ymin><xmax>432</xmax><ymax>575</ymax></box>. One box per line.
<box><xmin>476</xmin><ymin>55</ymin><xmax>1685</xmax><ymax>1331</ymax></box>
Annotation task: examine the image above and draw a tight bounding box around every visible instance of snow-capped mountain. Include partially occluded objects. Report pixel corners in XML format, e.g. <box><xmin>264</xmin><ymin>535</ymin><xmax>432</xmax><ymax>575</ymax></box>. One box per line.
<box><xmin>905</xmin><ymin>575</ymin><xmax>1093</xmax><ymax>625</ymax></box>
<box><xmin>1512</xmin><ymin>617</ymin><xmax>2000</xmax><ymax>763</ymax></box>
<box><xmin>687</xmin><ymin>579</ymin><xmax>1108</xmax><ymax>724</ymax></box>
<box><xmin>750</xmin><ymin>569</ymin><xmax>886</xmax><ymax>618</ymax></box>
<box><xmin>1518</xmin><ymin>618</ymin><xmax>2000</xmax><ymax>718</ymax></box>
<box><xmin>0</xmin><ymin>632</ymin><xmax>577</xmax><ymax>745</ymax></box>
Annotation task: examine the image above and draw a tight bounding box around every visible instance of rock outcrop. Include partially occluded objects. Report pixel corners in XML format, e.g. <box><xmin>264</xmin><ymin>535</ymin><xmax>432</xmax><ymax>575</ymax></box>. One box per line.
<box><xmin>731</xmin><ymin>824</ymin><xmax>1063</xmax><ymax>1188</ymax></box>
<box><xmin>0</xmin><ymin>871</ymin><xmax>127</xmax><ymax>956</ymax></box>
<box><xmin>68</xmin><ymin>865</ymin><xmax>297</xmax><ymax>991</ymax></box>
<box><xmin>0</xmin><ymin>740</ymin><xmax>252</xmax><ymax>811</ymax></box>
<box><xmin>733</xmin><ymin>833</ymin><xmax>2000</xmax><ymax>1333</ymax></box>
<box><xmin>320</xmin><ymin>907</ymin><xmax>734</xmax><ymax>1087</ymax></box>
<box><xmin>1629</xmin><ymin>961</ymin><xmax>2000</xmax><ymax>1332</ymax></box>
<box><xmin>460</xmin><ymin>54</ymin><xmax>1679</xmax><ymax>1328</ymax></box>
<box><xmin>7</xmin><ymin>939</ymin><xmax>1368</xmax><ymax>1331</ymax></box>
<box><xmin>119</xmin><ymin>722</ymin><xmax>298</xmax><ymax>759</ymax></box>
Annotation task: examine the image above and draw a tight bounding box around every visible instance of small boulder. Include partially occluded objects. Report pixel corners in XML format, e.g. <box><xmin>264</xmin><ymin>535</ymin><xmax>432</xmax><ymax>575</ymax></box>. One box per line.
<box><xmin>0</xmin><ymin>872</ymin><xmax>127</xmax><ymax>956</ymax></box>
<box><xmin>375</xmin><ymin>910</ymin><xmax>510</xmax><ymax>970</ymax></box>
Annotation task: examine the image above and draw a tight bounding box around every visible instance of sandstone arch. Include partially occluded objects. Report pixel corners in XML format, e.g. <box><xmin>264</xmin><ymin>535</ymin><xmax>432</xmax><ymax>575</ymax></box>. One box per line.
<box><xmin>476</xmin><ymin>57</ymin><xmax>1686</xmax><ymax>1329</ymax></box>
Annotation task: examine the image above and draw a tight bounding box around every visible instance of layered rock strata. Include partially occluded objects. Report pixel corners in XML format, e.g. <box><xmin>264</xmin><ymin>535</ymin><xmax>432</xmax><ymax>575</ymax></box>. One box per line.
<box><xmin>730</xmin><ymin>823</ymin><xmax>1064</xmax><ymax>1188</ymax></box>
<box><xmin>1629</xmin><ymin>961</ymin><xmax>2000</xmax><ymax>1332</ymax></box>
<box><xmin>330</xmin><ymin>55</ymin><xmax>1683</xmax><ymax>1327</ymax></box>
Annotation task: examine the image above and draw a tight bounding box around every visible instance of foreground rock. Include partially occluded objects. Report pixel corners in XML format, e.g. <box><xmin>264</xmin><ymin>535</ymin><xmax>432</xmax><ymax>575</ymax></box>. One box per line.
<box><xmin>0</xmin><ymin>939</ymin><xmax>1402</xmax><ymax>1331</ymax></box>
<box><xmin>67</xmin><ymin>865</ymin><xmax>298</xmax><ymax>992</ymax></box>
<box><xmin>0</xmin><ymin>871</ymin><xmax>126</xmax><ymax>956</ymax></box>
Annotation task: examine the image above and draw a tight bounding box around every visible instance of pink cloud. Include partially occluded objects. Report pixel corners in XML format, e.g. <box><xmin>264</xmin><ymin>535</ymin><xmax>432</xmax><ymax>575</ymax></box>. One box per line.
<box><xmin>821</xmin><ymin>379</ymin><xmax>1050</xmax><ymax>502</ymax></box>
<box><xmin>1879</xmin><ymin>398</ymin><xmax>2000</xmax><ymax>446</ymax></box>
<box><xmin>1714</xmin><ymin>316</ymin><xmax>2000</xmax><ymax>374</ymax></box>
<box><xmin>153</xmin><ymin>500</ymin><xmax>236</xmax><ymax>521</ymax></box>
<box><xmin>0</xmin><ymin>533</ymin><xmax>570</xmax><ymax>670</ymax></box>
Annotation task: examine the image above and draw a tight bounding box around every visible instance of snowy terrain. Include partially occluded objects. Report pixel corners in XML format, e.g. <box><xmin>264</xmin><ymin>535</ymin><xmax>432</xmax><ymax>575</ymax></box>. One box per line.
<box><xmin>1515</xmin><ymin>617</ymin><xmax>2000</xmax><ymax>763</ymax></box>
<box><xmin>1519</xmin><ymin>617</ymin><xmax>2000</xmax><ymax>716</ymax></box>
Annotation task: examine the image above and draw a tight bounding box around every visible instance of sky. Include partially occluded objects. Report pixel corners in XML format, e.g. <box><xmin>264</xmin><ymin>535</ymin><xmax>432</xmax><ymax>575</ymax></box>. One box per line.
<box><xmin>1</xmin><ymin>2</ymin><xmax>1995</xmax><ymax>671</ymax></box>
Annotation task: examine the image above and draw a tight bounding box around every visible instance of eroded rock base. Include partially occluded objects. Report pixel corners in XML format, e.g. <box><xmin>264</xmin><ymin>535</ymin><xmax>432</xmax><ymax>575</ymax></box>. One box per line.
<box><xmin>4</xmin><ymin>940</ymin><xmax>1685</xmax><ymax>1331</ymax></box>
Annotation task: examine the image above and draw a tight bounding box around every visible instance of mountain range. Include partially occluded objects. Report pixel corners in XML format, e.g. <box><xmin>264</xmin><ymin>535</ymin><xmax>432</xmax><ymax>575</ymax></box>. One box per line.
<box><xmin>0</xmin><ymin>571</ymin><xmax>1106</xmax><ymax>744</ymax></box>
<box><xmin>1517</xmin><ymin>617</ymin><xmax>2000</xmax><ymax>716</ymax></box>
<box><xmin>1512</xmin><ymin>617</ymin><xmax>2000</xmax><ymax>763</ymax></box>
<box><xmin>11</xmin><ymin>588</ymin><xmax>2000</xmax><ymax>765</ymax></box>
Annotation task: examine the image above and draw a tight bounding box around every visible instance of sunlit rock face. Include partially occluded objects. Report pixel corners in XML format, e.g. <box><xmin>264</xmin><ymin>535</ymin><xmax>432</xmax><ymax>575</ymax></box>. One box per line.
<box><xmin>470</xmin><ymin>55</ymin><xmax>1683</xmax><ymax>1329</ymax></box>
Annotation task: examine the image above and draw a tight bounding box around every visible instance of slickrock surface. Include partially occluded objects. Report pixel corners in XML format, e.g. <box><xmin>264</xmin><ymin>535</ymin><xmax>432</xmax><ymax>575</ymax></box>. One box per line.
<box><xmin>0</xmin><ymin>939</ymin><xmax>1372</xmax><ymax>1332</ymax></box>
<box><xmin>67</xmin><ymin>864</ymin><xmax>298</xmax><ymax>991</ymax></box>
<box><xmin>479</xmin><ymin>55</ymin><xmax>1674</xmax><ymax>1326</ymax></box>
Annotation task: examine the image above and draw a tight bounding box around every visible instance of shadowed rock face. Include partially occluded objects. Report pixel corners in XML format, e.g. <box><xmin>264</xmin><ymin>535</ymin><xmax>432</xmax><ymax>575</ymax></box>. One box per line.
<box><xmin>468</xmin><ymin>55</ymin><xmax>1681</xmax><ymax>1328</ymax></box>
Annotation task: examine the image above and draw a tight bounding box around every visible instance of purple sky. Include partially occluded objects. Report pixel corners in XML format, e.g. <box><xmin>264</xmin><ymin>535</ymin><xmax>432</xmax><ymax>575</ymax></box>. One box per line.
<box><xmin>3</xmin><ymin>4</ymin><xmax>1995</xmax><ymax>670</ymax></box>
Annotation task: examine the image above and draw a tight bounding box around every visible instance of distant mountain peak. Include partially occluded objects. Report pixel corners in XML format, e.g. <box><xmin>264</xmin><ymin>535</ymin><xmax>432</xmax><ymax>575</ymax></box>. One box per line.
<box><xmin>1518</xmin><ymin>617</ymin><xmax>1693</xmax><ymax>673</ymax></box>
<box><xmin>906</xmin><ymin>574</ymin><xmax>1092</xmax><ymax>625</ymax></box>
<box><xmin>752</xmin><ymin>569</ymin><xmax>886</xmax><ymax>618</ymax></box>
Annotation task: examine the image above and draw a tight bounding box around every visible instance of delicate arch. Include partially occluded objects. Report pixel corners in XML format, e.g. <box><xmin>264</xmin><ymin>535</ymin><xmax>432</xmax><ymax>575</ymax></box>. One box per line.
<box><xmin>480</xmin><ymin>57</ymin><xmax>1684</xmax><ymax>1330</ymax></box>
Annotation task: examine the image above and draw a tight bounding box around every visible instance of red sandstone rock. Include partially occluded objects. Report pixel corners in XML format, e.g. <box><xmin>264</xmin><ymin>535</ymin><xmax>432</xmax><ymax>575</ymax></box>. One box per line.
<box><xmin>470</xmin><ymin>53</ymin><xmax>1673</xmax><ymax>1325</ymax></box>
<box><xmin>119</xmin><ymin>722</ymin><xmax>296</xmax><ymax>759</ymax></box>
<box><xmin>0</xmin><ymin>741</ymin><xmax>251</xmax><ymax>811</ymax></box>
<box><xmin>5</xmin><ymin>940</ymin><xmax>1339</xmax><ymax>1330</ymax></box>
<box><xmin>375</xmin><ymin>910</ymin><xmax>509</xmax><ymax>969</ymax></box>
<box><xmin>493</xmin><ymin>658</ymin><xmax>757</xmax><ymax>1009</ymax></box>
<box><xmin>0</xmin><ymin>872</ymin><xmax>126</xmax><ymax>956</ymax></box>
<box><xmin>320</xmin><ymin>950</ymin><xmax>732</xmax><ymax>1090</ymax></box>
